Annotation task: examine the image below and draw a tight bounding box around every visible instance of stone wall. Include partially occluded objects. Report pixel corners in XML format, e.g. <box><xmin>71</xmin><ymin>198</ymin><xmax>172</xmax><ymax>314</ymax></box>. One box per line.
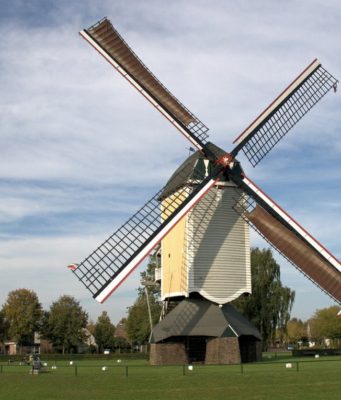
<box><xmin>205</xmin><ymin>337</ymin><xmax>241</xmax><ymax>364</ymax></box>
<box><xmin>150</xmin><ymin>343</ymin><xmax>188</xmax><ymax>365</ymax></box>
<box><xmin>150</xmin><ymin>337</ymin><xmax>261</xmax><ymax>365</ymax></box>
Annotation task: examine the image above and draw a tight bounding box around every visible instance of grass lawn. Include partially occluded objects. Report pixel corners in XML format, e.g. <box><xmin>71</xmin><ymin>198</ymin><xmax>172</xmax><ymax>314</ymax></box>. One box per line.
<box><xmin>0</xmin><ymin>356</ymin><xmax>340</xmax><ymax>400</ymax></box>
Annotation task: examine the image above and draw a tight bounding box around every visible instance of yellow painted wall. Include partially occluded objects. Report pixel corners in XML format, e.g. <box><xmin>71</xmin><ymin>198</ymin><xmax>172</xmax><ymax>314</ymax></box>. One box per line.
<box><xmin>161</xmin><ymin>192</ymin><xmax>188</xmax><ymax>299</ymax></box>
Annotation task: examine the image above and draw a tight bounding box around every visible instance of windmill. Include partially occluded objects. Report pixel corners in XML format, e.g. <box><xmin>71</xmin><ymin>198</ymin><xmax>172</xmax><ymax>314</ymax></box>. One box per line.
<box><xmin>72</xmin><ymin>18</ymin><xmax>340</xmax><ymax>362</ymax></box>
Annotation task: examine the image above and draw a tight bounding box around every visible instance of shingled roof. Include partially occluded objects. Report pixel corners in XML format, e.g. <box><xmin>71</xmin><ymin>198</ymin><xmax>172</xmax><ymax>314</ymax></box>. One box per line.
<box><xmin>151</xmin><ymin>298</ymin><xmax>261</xmax><ymax>343</ymax></box>
<box><xmin>160</xmin><ymin>142</ymin><xmax>227</xmax><ymax>199</ymax></box>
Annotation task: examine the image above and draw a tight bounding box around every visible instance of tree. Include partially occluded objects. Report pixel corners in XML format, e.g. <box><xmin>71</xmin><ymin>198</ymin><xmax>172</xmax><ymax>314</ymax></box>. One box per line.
<box><xmin>277</xmin><ymin>285</ymin><xmax>296</xmax><ymax>344</ymax></box>
<box><xmin>138</xmin><ymin>250</ymin><xmax>161</xmax><ymax>299</ymax></box>
<box><xmin>287</xmin><ymin>318</ymin><xmax>306</xmax><ymax>344</ymax></box>
<box><xmin>125</xmin><ymin>294</ymin><xmax>161</xmax><ymax>344</ymax></box>
<box><xmin>44</xmin><ymin>295</ymin><xmax>88</xmax><ymax>354</ymax></box>
<box><xmin>309</xmin><ymin>306</ymin><xmax>341</xmax><ymax>343</ymax></box>
<box><xmin>233</xmin><ymin>248</ymin><xmax>295</xmax><ymax>350</ymax></box>
<box><xmin>115</xmin><ymin>318</ymin><xmax>128</xmax><ymax>339</ymax></box>
<box><xmin>86</xmin><ymin>319</ymin><xmax>96</xmax><ymax>336</ymax></box>
<box><xmin>125</xmin><ymin>252</ymin><xmax>162</xmax><ymax>344</ymax></box>
<box><xmin>2</xmin><ymin>289</ymin><xmax>43</xmax><ymax>352</ymax></box>
<box><xmin>94</xmin><ymin>311</ymin><xmax>115</xmax><ymax>353</ymax></box>
<box><xmin>113</xmin><ymin>336</ymin><xmax>130</xmax><ymax>352</ymax></box>
<box><xmin>0</xmin><ymin>309</ymin><xmax>9</xmax><ymax>352</ymax></box>
<box><xmin>113</xmin><ymin>318</ymin><xmax>130</xmax><ymax>351</ymax></box>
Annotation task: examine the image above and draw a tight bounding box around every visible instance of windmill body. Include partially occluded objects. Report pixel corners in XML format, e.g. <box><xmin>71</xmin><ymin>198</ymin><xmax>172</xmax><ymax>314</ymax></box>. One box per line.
<box><xmin>161</xmin><ymin>152</ymin><xmax>251</xmax><ymax>304</ymax></box>
<box><xmin>71</xmin><ymin>18</ymin><xmax>341</xmax><ymax>364</ymax></box>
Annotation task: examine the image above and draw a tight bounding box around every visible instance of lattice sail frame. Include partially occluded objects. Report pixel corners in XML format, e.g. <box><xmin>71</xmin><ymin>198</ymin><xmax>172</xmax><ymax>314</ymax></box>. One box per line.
<box><xmin>72</xmin><ymin>162</ymin><xmax>223</xmax><ymax>303</ymax></box>
<box><xmin>232</xmin><ymin>60</ymin><xmax>338</xmax><ymax>166</ymax></box>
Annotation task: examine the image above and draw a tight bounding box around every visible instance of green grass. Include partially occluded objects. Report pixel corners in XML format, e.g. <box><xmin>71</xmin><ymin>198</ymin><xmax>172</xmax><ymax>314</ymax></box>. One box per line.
<box><xmin>1</xmin><ymin>356</ymin><xmax>341</xmax><ymax>400</ymax></box>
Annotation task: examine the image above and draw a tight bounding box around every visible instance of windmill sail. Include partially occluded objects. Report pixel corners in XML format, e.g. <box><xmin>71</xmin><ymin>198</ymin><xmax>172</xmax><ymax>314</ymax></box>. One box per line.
<box><xmin>235</xmin><ymin>175</ymin><xmax>341</xmax><ymax>303</ymax></box>
<box><xmin>72</xmin><ymin>162</ymin><xmax>224</xmax><ymax>303</ymax></box>
<box><xmin>80</xmin><ymin>18</ymin><xmax>209</xmax><ymax>150</ymax></box>
<box><xmin>232</xmin><ymin>60</ymin><xmax>338</xmax><ymax>166</ymax></box>
<box><xmin>75</xmin><ymin>16</ymin><xmax>339</xmax><ymax>307</ymax></box>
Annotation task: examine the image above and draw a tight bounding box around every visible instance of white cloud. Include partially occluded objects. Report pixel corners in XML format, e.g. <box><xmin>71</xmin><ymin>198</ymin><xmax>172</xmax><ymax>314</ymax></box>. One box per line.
<box><xmin>0</xmin><ymin>234</ymin><xmax>146</xmax><ymax>323</ymax></box>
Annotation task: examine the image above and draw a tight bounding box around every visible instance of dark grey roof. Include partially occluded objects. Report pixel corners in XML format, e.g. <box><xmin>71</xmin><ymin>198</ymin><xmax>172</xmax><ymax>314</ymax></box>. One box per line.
<box><xmin>160</xmin><ymin>142</ymin><xmax>227</xmax><ymax>199</ymax></box>
<box><xmin>151</xmin><ymin>298</ymin><xmax>261</xmax><ymax>343</ymax></box>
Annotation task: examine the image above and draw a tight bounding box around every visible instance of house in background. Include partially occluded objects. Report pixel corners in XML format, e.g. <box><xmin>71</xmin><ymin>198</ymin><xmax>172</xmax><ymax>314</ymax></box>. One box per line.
<box><xmin>4</xmin><ymin>340</ymin><xmax>17</xmax><ymax>355</ymax></box>
<box><xmin>78</xmin><ymin>328</ymin><xmax>97</xmax><ymax>353</ymax></box>
<box><xmin>2</xmin><ymin>333</ymin><xmax>53</xmax><ymax>355</ymax></box>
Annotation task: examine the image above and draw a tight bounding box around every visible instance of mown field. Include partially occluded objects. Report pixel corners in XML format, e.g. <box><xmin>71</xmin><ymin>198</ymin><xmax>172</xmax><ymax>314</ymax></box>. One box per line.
<box><xmin>1</xmin><ymin>355</ymin><xmax>340</xmax><ymax>400</ymax></box>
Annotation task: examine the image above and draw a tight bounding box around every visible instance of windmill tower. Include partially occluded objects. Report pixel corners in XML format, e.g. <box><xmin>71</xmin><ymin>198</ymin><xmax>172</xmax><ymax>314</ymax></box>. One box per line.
<box><xmin>71</xmin><ymin>18</ymin><xmax>341</xmax><ymax>364</ymax></box>
<box><xmin>160</xmin><ymin>147</ymin><xmax>251</xmax><ymax>305</ymax></box>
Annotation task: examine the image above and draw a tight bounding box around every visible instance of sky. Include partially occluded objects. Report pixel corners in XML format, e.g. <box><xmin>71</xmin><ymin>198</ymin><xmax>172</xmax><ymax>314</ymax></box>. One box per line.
<box><xmin>0</xmin><ymin>0</ymin><xmax>340</xmax><ymax>325</ymax></box>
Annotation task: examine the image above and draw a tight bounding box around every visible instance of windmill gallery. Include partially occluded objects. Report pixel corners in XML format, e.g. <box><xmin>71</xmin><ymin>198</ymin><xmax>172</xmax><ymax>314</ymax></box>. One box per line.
<box><xmin>70</xmin><ymin>18</ymin><xmax>341</xmax><ymax>365</ymax></box>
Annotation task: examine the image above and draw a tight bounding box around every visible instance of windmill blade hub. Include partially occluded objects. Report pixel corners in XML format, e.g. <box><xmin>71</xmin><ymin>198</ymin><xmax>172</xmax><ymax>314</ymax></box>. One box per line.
<box><xmin>215</xmin><ymin>152</ymin><xmax>234</xmax><ymax>168</ymax></box>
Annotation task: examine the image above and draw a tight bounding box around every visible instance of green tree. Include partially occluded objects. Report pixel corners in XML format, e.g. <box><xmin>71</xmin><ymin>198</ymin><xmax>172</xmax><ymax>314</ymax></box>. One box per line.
<box><xmin>310</xmin><ymin>306</ymin><xmax>341</xmax><ymax>343</ymax></box>
<box><xmin>277</xmin><ymin>285</ymin><xmax>296</xmax><ymax>343</ymax></box>
<box><xmin>286</xmin><ymin>318</ymin><xmax>306</xmax><ymax>344</ymax></box>
<box><xmin>125</xmin><ymin>252</ymin><xmax>162</xmax><ymax>344</ymax></box>
<box><xmin>138</xmin><ymin>249</ymin><xmax>161</xmax><ymax>299</ymax></box>
<box><xmin>115</xmin><ymin>317</ymin><xmax>127</xmax><ymax>338</ymax></box>
<box><xmin>233</xmin><ymin>248</ymin><xmax>295</xmax><ymax>350</ymax></box>
<box><xmin>125</xmin><ymin>294</ymin><xmax>161</xmax><ymax>344</ymax></box>
<box><xmin>0</xmin><ymin>309</ymin><xmax>9</xmax><ymax>352</ymax></box>
<box><xmin>113</xmin><ymin>336</ymin><xmax>130</xmax><ymax>352</ymax></box>
<box><xmin>86</xmin><ymin>319</ymin><xmax>96</xmax><ymax>336</ymax></box>
<box><xmin>94</xmin><ymin>311</ymin><xmax>115</xmax><ymax>353</ymax></box>
<box><xmin>45</xmin><ymin>295</ymin><xmax>88</xmax><ymax>354</ymax></box>
<box><xmin>2</xmin><ymin>289</ymin><xmax>43</xmax><ymax>353</ymax></box>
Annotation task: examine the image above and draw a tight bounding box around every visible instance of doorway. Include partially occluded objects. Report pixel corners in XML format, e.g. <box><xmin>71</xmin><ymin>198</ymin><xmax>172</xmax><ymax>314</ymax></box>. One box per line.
<box><xmin>187</xmin><ymin>336</ymin><xmax>207</xmax><ymax>363</ymax></box>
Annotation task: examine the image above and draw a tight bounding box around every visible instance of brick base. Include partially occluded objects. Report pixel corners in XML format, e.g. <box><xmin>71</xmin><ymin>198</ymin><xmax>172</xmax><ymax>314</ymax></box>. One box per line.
<box><xmin>149</xmin><ymin>343</ymin><xmax>188</xmax><ymax>365</ymax></box>
<box><xmin>149</xmin><ymin>337</ymin><xmax>261</xmax><ymax>365</ymax></box>
<box><xmin>205</xmin><ymin>337</ymin><xmax>241</xmax><ymax>364</ymax></box>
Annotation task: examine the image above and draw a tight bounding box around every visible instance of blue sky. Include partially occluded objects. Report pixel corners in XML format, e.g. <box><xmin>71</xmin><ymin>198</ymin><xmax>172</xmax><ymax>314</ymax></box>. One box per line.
<box><xmin>0</xmin><ymin>0</ymin><xmax>340</xmax><ymax>324</ymax></box>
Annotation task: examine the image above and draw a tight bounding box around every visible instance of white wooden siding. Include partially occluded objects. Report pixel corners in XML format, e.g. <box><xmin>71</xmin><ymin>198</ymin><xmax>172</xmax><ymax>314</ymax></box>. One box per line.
<box><xmin>186</xmin><ymin>184</ymin><xmax>251</xmax><ymax>304</ymax></box>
